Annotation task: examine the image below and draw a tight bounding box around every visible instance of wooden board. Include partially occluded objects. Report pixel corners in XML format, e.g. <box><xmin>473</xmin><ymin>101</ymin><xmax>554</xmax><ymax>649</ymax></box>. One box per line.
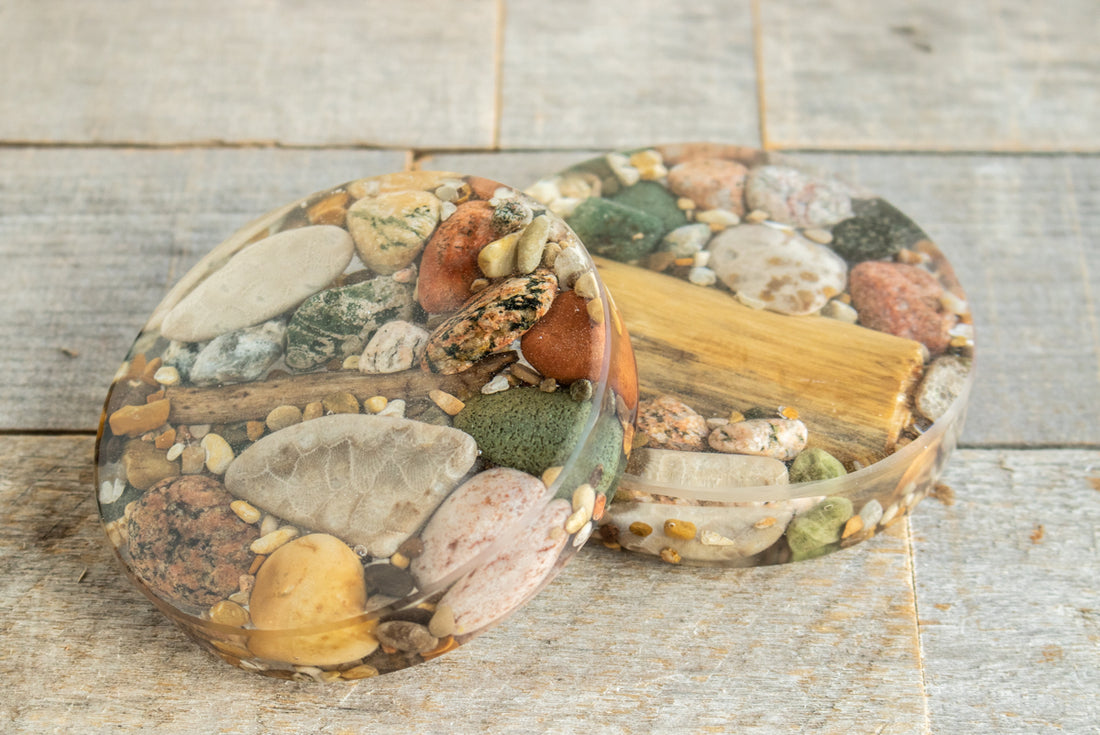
<box><xmin>757</xmin><ymin>0</ymin><xmax>1100</xmax><ymax>151</ymax></box>
<box><xmin>0</xmin><ymin>1</ymin><xmax>497</xmax><ymax>147</ymax></box>
<box><xmin>498</xmin><ymin>0</ymin><xmax>761</xmax><ymax>149</ymax></box>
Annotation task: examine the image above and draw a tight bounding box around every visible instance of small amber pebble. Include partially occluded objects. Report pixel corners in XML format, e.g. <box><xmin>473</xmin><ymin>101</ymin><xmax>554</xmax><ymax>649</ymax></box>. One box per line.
<box><xmin>340</xmin><ymin>664</ymin><xmax>380</xmax><ymax>680</ymax></box>
<box><xmin>663</xmin><ymin>519</ymin><xmax>697</xmax><ymax>540</ymax></box>
<box><xmin>209</xmin><ymin>600</ymin><xmax>250</xmax><ymax>627</ymax></box>
<box><xmin>420</xmin><ymin>635</ymin><xmax>458</xmax><ymax>661</ymax></box>
<box><xmin>659</xmin><ymin>547</ymin><xmax>682</xmax><ymax>564</ymax></box>
<box><xmin>154</xmin><ymin>428</ymin><xmax>176</xmax><ymax>450</ymax></box>
<box><xmin>628</xmin><ymin>521</ymin><xmax>653</xmax><ymax>537</ymax></box>
<box><xmin>842</xmin><ymin>515</ymin><xmax>865</xmax><ymax>539</ymax></box>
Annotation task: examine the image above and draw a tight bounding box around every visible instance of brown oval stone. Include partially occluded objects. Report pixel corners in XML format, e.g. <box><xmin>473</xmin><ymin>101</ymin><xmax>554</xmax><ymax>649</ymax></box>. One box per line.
<box><xmin>520</xmin><ymin>290</ymin><xmax>605</xmax><ymax>384</ymax></box>
<box><xmin>418</xmin><ymin>200</ymin><xmax>497</xmax><ymax>313</ymax></box>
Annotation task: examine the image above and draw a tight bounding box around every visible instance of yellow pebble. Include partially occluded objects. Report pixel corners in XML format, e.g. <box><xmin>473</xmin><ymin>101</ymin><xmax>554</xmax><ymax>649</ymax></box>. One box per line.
<box><xmin>780</xmin><ymin>406</ymin><xmax>800</xmax><ymax>420</ymax></box>
<box><xmin>245</xmin><ymin>421</ymin><xmax>266</xmax><ymax>441</ymax></box>
<box><xmin>728</xmin><ymin>411</ymin><xmax>745</xmax><ymax>424</ymax></box>
<box><xmin>364</xmin><ymin>395</ymin><xmax>388</xmax><ymax>414</ymax></box>
<box><xmin>842</xmin><ymin>515</ymin><xmax>865</xmax><ymax>539</ymax></box>
<box><xmin>572</xmin><ymin>483</ymin><xmax>596</xmax><ymax>518</ymax></box>
<box><xmin>586</xmin><ymin>296</ymin><xmax>604</xmax><ymax>324</ymax></box>
<box><xmin>230</xmin><ymin>500</ymin><xmax>261</xmax><ymax>524</ymax></box>
<box><xmin>153</xmin><ymin>365</ymin><xmax>180</xmax><ymax>386</ymax></box>
<box><xmin>340</xmin><ymin>664</ymin><xmax>380</xmax><ymax>680</ymax></box>
<box><xmin>429</xmin><ymin>389</ymin><xmax>465</xmax><ymax>416</ymax></box>
<box><xmin>322</xmin><ymin>391</ymin><xmax>359</xmax><ymax>415</ymax></box>
<box><xmin>341</xmin><ymin>355</ymin><xmax>360</xmax><ymax>370</ymax></box>
<box><xmin>209</xmin><ymin>600</ymin><xmax>250</xmax><ymax>627</ymax></box>
<box><xmin>302</xmin><ymin>401</ymin><xmax>324</xmax><ymax>421</ymax></box>
<box><xmin>564</xmin><ymin>508</ymin><xmax>589</xmax><ymax>535</ymax></box>
<box><xmin>250</xmin><ymin>526</ymin><xmax>299</xmax><ymax>555</ymax></box>
<box><xmin>676</xmin><ymin>197</ymin><xmax>697</xmax><ymax>211</ymax></box>
<box><xmin>663</xmin><ymin>519</ymin><xmax>697</xmax><ymax>540</ymax></box>
<box><xmin>659</xmin><ymin>547</ymin><xmax>682</xmax><ymax>564</ymax></box>
<box><xmin>573</xmin><ymin>270</ymin><xmax>599</xmax><ymax>299</ymax></box>
<box><xmin>753</xmin><ymin>516</ymin><xmax>777</xmax><ymax>529</ymax></box>
<box><xmin>266</xmin><ymin>404</ymin><xmax>302</xmax><ymax>432</ymax></box>
<box><xmin>201</xmin><ymin>433</ymin><xmax>234</xmax><ymax>475</ymax></box>
<box><xmin>390</xmin><ymin>552</ymin><xmax>410</xmax><ymax>569</ymax></box>
<box><xmin>629</xmin><ymin>521</ymin><xmax>653</xmax><ymax>538</ymax></box>
<box><xmin>541</xmin><ymin>466</ymin><xmax>563</xmax><ymax>488</ymax></box>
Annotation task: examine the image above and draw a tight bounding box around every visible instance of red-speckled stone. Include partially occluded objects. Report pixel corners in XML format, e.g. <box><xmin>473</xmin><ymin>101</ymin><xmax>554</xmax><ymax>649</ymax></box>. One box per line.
<box><xmin>637</xmin><ymin>395</ymin><xmax>709</xmax><ymax>451</ymax></box>
<box><xmin>849</xmin><ymin>261</ymin><xmax>955</xmax><ymax>355</ymax></box>
<box><xmin>520</xmin><ymin>290</ymin><xmax>605</xmax><ymax>383</ymax></box>
<box><xmin>418</xmin><ymin>201</ymin><xmax>497</xmax><ymax>313</ymax></box>
<box><xmin>667</xmin><ymin>158</ymin><xmax>749</xmax><ymax>214</ymax></box>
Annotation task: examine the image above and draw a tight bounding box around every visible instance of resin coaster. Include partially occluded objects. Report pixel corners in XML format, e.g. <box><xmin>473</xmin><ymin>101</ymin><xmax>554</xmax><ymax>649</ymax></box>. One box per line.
<box><xmin>527</xmin><ymin>143</ymin><xmax>973</xmax><ymax>567</ymax></box>
<box><xmin>95</xmin><ymin>171</ymin><xmax>637</xmax><ymax>680</ymax></box>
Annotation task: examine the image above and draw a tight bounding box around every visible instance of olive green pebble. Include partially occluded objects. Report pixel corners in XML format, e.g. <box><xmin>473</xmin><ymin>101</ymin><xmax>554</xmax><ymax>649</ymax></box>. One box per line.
<box><xmin>609</xmin><ymin>181</ymin><xmax>689</xmax><ymax>234</ymax></box>
<box><xmin>554</xmin><ymin>411</ymin><xmax>625</xmax><ymax>500</ymax></box>
<box><xmin>786</xmin><ymin>496</ymin><xmax>854</xmax><ymax>559</ymax></box>
<box><xmin>565</xmin><ymin>198</ymin><xmax>666</xmax><ymax>263</ymax></box>
<box><xmin>454</xmin><ymin>387</ymin><xmax>592</xmax><ymax>477</ymax></box>
<box><xmin>789</xmin><ymin>448</ymin><xmax>847</xmax><ymax>483</ymax></box>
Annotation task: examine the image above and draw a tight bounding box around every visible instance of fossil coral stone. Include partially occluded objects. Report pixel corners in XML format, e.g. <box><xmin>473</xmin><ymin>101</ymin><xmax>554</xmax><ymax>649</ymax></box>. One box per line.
<box><xmin>224</xmin><ymin>414</ymin><xmax>477</xmax><ymax>558</ymax></box>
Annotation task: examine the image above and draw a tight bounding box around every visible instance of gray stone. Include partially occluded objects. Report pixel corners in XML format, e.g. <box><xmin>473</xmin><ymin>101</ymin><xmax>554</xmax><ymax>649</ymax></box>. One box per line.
<box><xmin>189</xmin><ymin>319</ymin><xmax>286</xmax><ymax>387</ymax></box>
<box><xmin>359</xmin><ymin>320</ymin><xmax>430</xmax><ymax>374</ymax></box>
<box><xmin>161</xmin><ymin>340</ymin><xmax>202</xmax><ymax>382</ymax></box>
<box><xmin>626</xmin><ymin>447</ymin><xmax>789</xmax><ymax>488</ymax></box>
<box><xmin>916</xmin><ymin>354</ymin><xmax>972</xmax><ymax>422</ymax></box>
<box><xmin>661</xmin><ymin>223</ymin><xmax>712</xmax><ymax>257</ymax></box>
<box><xmin>744</xmin><ymin>165</ymin><xmax>853</xmax><ymax>228</ymax></box>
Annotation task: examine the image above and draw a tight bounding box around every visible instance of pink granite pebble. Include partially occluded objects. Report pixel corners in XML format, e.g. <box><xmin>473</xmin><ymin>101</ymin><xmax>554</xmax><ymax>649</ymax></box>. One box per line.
<box><xmin>849</xmin><ymin>261</ymin><xmax>955</xmax><ymax>355</ymax></box>
<box><xmin>667</xmin><ymin>158</ymin><xmax>748</xmax><ymax>214</ymax></box>
<box><xmin>637</xmin><ymin>395</ymin><xmax>709</xmax><ymax>451</ymax></box>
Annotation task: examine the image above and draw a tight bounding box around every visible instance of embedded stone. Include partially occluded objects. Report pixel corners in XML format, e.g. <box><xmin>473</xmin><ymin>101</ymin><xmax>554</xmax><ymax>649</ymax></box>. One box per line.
<box><xmin>786</xmin><ymin>496</ymin><xmax>854</xmax><ymax>559</ymax></box>
<box><xmin>667</xmin><ymin>158</ymin><xmax>748</xmax><ymax>214</ymax></box>
<box><xmin>609</xmin><ymin>181</ymin><xmax>689</xmax><ymax>234</ymax></box>
<box><xmin>359</xmin><ymin>320</ymin><xmax>430</xmax><ymax>374</ymax></box>
<box><xmin>346</xmin><ymin>190</ymin><xmax>440</xmax><ymax>274</ymax></box>
<box><xmin>709</xmin><ymin>418</ymin><xmax>808</xmax><ymax>461</ymax></box>
<box><xmin>417</xmin><ymin>200</ymin><xmax>497</xmax><ymax>313</ymax></box>
<box><xmin>161</xmin><ymin>225</ymin><xmax>354</xmax><ymax>343</ymax></box>
<box><xmin>849</xmin><ymin>261</ymin><xmax>954</xmax><ymax>355</ymax></box>
<box><xmin>744</xmin><ymin>165</ymin><xmax>853</xmax><ymax>227</ymax></box>
<box><xmin>565</xmin><ymin>197</ymin><xmax>666</xmax><ymax>262</ymax></box>
<box><xmin>625</xmin><ymin>447</ymin><xmax>789</xmax><ymax>488</ymax></box>
<box><xmin>636</xmin><ymin>395</ymin><xmax>709</xmax><ymax>451</ymax></box>
<box><xmin>189</xmin><ymin>319</ymin><xmax>286</xmax><ymax>387</ymax></box>
<box><xmin>122</xmin><ymin>438</ymin><xmax>180</xmax><ymax>490</ymax></box>
<box><xmin>224</xmin><ymin>414</ymin><xmax>477</xmax><ymax>558</ymax></box>
<box><xmin>915</xmin><ymin>354</ymin><xmax>972</xmax><ymax>421</ymax></box>
<box><xmin>789</xmin><ymin>448</ymin><xmax>847</xmax><ymax>483</ymax></box>
<box><xmin>519</xmin><ymin>290</ymin><xmax>605</xmax><ymax>384</ymax></box>
<box><xmin>374</xmin><ymin>621</ymin><xmax>438</xmax><ymax>654</ymax></box>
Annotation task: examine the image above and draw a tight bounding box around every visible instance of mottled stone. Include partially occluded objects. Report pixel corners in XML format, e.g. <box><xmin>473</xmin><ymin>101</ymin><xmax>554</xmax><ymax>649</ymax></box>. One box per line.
<box><xmin>849</xmin><ymin>261</ymin><xmax>954</xmax><ymax>355</ymax></box>
<box><xmin>127</xmin><ymin>475</ymin><xmax>259</xmax><ymax>608</ymax></box>
<box><xmin>490</xmin><ymin>199</ymin><xmax>533</xmax><ymax>236</ymax></box>
<box><xmin>362</xmin><ymin>564</ymin><xmax>415</xmax><ymax>598</ymax></box>
<box><xmin>441</xmin><ymin>498</ymin><xmax>570</xmax><ymax>635</ymax></box>
<box><xmin>708</xmin><ymin>418</ymin><xmax>808</xmax><ymax>461</ymax></box>
<box><xmin>609</xmin><ymin>181</ymin><xmax>689</xmax><ymax>234</ymax></box>
<box><xmin>820</xmin><ymin>299</ymin><xmax>859</xmax><ymax>323</ymax></box>
<box><xmin>248</xmin><ymin>534</ymin><xmax>378</xmax><ymax>666</ymax></box>
<box><xmin>519</xmin><ymin>290</ymin><xmax>604</xmax><ymax>384</ymax></box>
<box><xmin>744</xmin><ymin>165</ymin><xmax>853</xmax><ymax>227</ymax></box>
<box><xmin>413</xmin><ymin>468</ymin><xmax>548</xmax><ymax>587</ymax></box>
<box><xmin>833</xmin><ymin>197</ymin><xmax>929</xmax><ymax>263</ymax></box>
<box><xmin>161</xmin><ymin>340</ymin><xmax>201</xmax><ymax>382</ymax></box>
<box><xmin>189</xmin><ymin>319</ymin><xmax>286</xmax><ymax>387</ymax></box>
<box><xmin>346</xmin><ymin>190</ymin><xmax>440</xmax><ymax>274</ymax></box>
<box><xmin>636</xmin><ymin>395</ymin><xmax>709</xmax><ymax>451</ymax></box>
<box><xmin>359</xmin><ymin>320</ymin><xmax>430</xmax><ymax>374</ymax></box>
<box><xmin>708</xmin><ymin>225</ymin><xmax>847</xmax><ymax>315</ymax></box>
<box><xmin>374</xmin><ymin>621</ymin><xmax>438</xmax><ymax>654</ymax></box>
<box><xmin>418</xmin><ymin>200</ymin><xmax>497</xmax><ymax>314</ymax></box>
<box><xmin>161</xmin><ymin>225</ymin><xmax>354</xmax><ymax>343</ymax></box>
<box><xmin>285</xmin><ymin>276</ymin><xmax>415</xmax><ymax>371</ymax></box>
<box><xmin>786</xmin><ymin>496</ymin><xmax>854</xmax><ymax>560</ymax></box>
<box><xmin>565</xmin><ymin>197</ymin><xmax>666</xmax><ymax>262</ymax></box>
<box><xmin>122</xmin><ymin>438</ymin><xmax>180</xmax><ymax>490</ymax></box>
<box><xmin>225</xmin><ymin>414</ymin><xmax>477</xmax><ymax>558</ymax></box>
<box><xmin>667</xmin><ymin>158</ymin><xmax>748</xmax><ymax>214</ymax></box>
<box><xmin>423</xmin><ymin>270</ymin><xmax>557</xmax><ymax>374</ymax></box>
<box><xmin>915</xmin><ymin>354</ymin><xmax>972</xmax><ymax>421</ymax></box>
<box><xmin>625</xmin><ymin>447</ymin><xmax>789</xmax><ymax>488</ymax></box>
<box><xmin>789</xmin><ymin>448</ymin><xmax>847</xmax><ymax>483</ymax></box>
<box><xmin>660</xmin><ymin>223</ymin><xmax>712</xmax><ymax>257</ymax></box>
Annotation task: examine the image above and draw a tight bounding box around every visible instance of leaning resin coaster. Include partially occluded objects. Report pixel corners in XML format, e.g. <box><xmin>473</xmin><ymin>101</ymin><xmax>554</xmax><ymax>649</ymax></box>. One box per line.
<box><xmin>95</xmin><ymin>171</ymin><xmax>637</xmax><ymax>681</ymax></box>
<box><xmin>527</xmin><ymin>143</ymin><xmax>973</xmax><ymax>567</ymax></box>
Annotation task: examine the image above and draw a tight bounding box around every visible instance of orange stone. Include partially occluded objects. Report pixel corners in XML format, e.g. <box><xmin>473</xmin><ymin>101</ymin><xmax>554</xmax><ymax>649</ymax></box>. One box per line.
<box><xmin>108</xmin><ymin>398</ymin><xmax>170</xmax><ymax>437</ymax></box>
<box><xmin>520</xmin><ymin>290</ymin><xmax>605</xmax><ymax>384</ymax></box>
<box><xmin>608</xmin><ymin>311</ymin><xmax>639</xmax><ymax>411</ymax></box>
<box><xmin>418</xmin><ymin>200</ymin><xmax>496</xmax><ymax>313</ymax></box>
<box><xmin>466</xmin><ymin>176</ymin><xmax>501</xmax><ymax>201</ymax></box>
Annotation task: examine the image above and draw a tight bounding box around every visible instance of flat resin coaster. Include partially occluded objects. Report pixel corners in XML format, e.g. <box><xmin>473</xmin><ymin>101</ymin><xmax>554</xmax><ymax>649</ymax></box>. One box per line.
<box><xmin>527</xmin><ymin>144</ymin><xmax>973</xmax><ymax>566</ymax></box>
<box><xmin>95</xmin><ymin>171</ymin><xmax>637</xmax><ymax>680</ymax></box>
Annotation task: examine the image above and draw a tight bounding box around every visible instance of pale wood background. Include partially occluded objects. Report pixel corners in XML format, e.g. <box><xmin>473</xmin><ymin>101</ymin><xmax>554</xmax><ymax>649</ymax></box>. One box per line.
<box><xmin>1</xmin><ymin>2</ymin><xmax>1097</xmax><ymax>733</ymax></box>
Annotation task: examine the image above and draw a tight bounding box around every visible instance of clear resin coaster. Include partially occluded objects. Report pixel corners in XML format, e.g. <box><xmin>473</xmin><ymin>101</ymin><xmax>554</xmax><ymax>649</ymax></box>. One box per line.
<box><xmin>527</xmin><ymin>144</ymin><xmax>973</xmax><ymax>567</ymax></box>
<box><xmin>94</xmin><ymin>171</ymin><xmax>637</xmax><ymax>680</ymax></box>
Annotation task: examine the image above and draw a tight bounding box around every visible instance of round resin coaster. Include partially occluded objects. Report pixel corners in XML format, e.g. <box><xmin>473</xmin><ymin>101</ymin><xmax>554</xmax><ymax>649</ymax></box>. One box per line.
<box><xmin>95</xmin><ymin>171</ymin><xmax>637</xmax><ymax>680</ymax></box>
<box><xmin>527</xmin><ymin>144</ymin><xmax>973</xmax><ymax>567</ymax></box>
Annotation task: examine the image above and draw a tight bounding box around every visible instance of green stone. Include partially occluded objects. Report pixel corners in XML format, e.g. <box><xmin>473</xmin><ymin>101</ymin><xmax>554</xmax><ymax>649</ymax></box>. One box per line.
<box><xmin>610</xmin><ymin>181</ymin><xmax>688</xmax><ymax>234</ymax></box>
<box><xmin>789</xmin><ymin>448</ymin><xmax>848</xmax><ymax>483</ymax></box>
<box><xmin>554</xmin><ymin>410</ymin><xmax>625</xmax><ymax>500</ymax></box>
<box><xmin>284</xmin><ymin>277</ymin><xmax>415</xmax><ymax>371</ymax></box>
<box><xmin>786</xmin><ymin>496</ymin><xmax>853</xmax><ymax>559</ymax></box>
<box><xmin>565</xmin><ymin>197</ymin><xmax>666</xmax><ymax>263</ymax></box>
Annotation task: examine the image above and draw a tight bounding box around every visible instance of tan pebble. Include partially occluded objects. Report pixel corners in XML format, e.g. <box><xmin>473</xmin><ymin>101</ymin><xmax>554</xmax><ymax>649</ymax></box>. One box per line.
<box><xmin>541</xmin><ymin>241</ymin><xmax>561</xmax><ymax>268</ymax></box>
<box><xmin>700</xmin><ymin>530</ymin><xmax>737</xmax><ymax>546</ymax></box>
<box><xmin>260</xmin><ymin>514</ymin><xmax>280</xmax><ymax>537</ymax></box>
<box><xmin>230</xmin><ymin>500</ymin><xmax>261</xmax><ymax>524</ymax></box>
<box><xmin>477</xmin><ymin>231</ymin><xmax>521</xmax><ymax>278</ymax></box>
<box><xmin>586</xmin><ymin>296</ymin><xmax>604</xmax><ymax>324</ymax></box>
<box><xmin>542</xmin><ymin>465</ymin><xmax>563</xmax><ymax>488</ymax></box>
<box><xmin>663</xmin><ymin>519</ymin><xmax>697</xmax><ymax>540</ymax></box>
<box><xmin>564</xmin><ymin>508</ymin><xmax>589</xmax><ymax>534</ymax></box>
<box><xmin>377</xmin><ymin>398</ymin><xmax>406</xmax><ymax>418</ymax></box>
<box><xmin>201</xmin><ymin>433</ymin><xmax>234</xmax><ymax>474</ymax></box>
<box><xmin>266</xmin><ymin>404</ymin><xmax>302</xmax><ymax>431</ymax></box>
<box><xmin>573</xmin><ymin>270</ymin><xmax>599</xmax><ymax>299</ymax></box>
<box><xmin>393</xmin><ymin>264</ymin><xmax>418</xmax><ymax>284</ymax></box>
<box><xmin>302</xmin><ymin>401</ymin><xmax>323</xmax><ymax>421</ymax></box>
<box><xmin>435</xmin><ymin>183</ymin><xmax>460</xmax><ymax>202</ymax></box>
<box><xmin>754</xmin><ymin>516</ymin><xmax>778</xmax><ymax>529</ymax></box>
<box><xmin>153</xmin><ymin>366</ymin><xmax>180</xmax><ymax>386</ymax></box>
<box><xmin>251</xmin><ymin>526</ymin><xmax>300</xmax><ymax>555</ymax></box>
<box><xmin>676</xmin><ymin>197</ymin><xmax>697</xmax><ymax>211</ymax></box>
<box><xmin>695</xmin><ymin>208</ymin><xmax>741</xmax><ymax>230</ymax></box>
<box><xmin>165</xmin><ymin>442</ymin><xmax>185</xmax><ymax>462</ymax></box>
<box><xmin>245</xmin><ymin>421</ymin><xmax>265</xmax><ymax>441</ymax></box>
<box><xmin>895</xmin><ymin>248</ymin><xmax>925</xmax><ymax>265</ymax></box>
<box><xmin>511</xmin><ymin>363</ymin><xmax>542</xmax><ymax>385</ymax></box>
<box><xmin>428</xmin><ymin>603</ymin><xmax>456</xmax><ymax>638</ymax></box>
<box><xmin>190</xmin><ymin>424</ymin><xmax>210</xmax><ymax>439</ymax></box>
<box><xmin>307</xmin><ymin>191</ymin><xmax>350</xmax><ymax>226</ymax></box>
<box><xmin>153</xmin><ymin>428</ymin><xmax>176</xmax><ymax>450</ymax></box>
<box><xmin>249</xmin><ymin>555</ymin><xmax>266</xmax><ymax>575</ymax></box>
<box><xmin>420</xmin><ymin>635</ymin><xmax>458</xmax><ymax>661</ymax></box>
<box><xmin>364</xmin><ymin>395</ymin><xmax>388</xmax><ymax>413</ymax></box>
<box><xmin>802</xmin><ymin>227</ymin><xmax>833</xmax><ymax>244</ymax></box>
<box><xmin>227</xmin><ymin>590</ymin><xmax>250</xmax><ymax>605</ymax></box>
<box><xmin>515</xmin><ymin>215</ymin><xmax>551</xmax><ymax>274</ymax></box>
<box><xmin>780</xmin><ymin>406</ymin><xmax>800</xmax><ymax>420</ymax></box>
<box><xmin>629</xmin><ymin>521</ymin><xmax>653</xmax><ymax>537</ymax></box>
<box><xmin>572</xmin><ymin>483</ymin><xmax>596</xmax><ymax>518</ymax></box>
<box><xmin>108</xmin><ymin>399</ymin><xmax>171</xmax><ymax>438</ymax></box>
<box><xmin>745</xmin><ymin>209</ymin><xmax>770</xmax><ymax>224</ymax></box>
<box><xmin>705</xmin><ymin>417</ymin><xmax>729</xmax><ymax>430</ymax></box>
<box><xmin>842</xmin><ymin>515</ymin><xmax>865</xmax><ymax>539</ymax></box>
<box><xmin>180</xmin><ymin>444</ymin><xmax>205</xmax><ymax>474</ymax></box>
<box><xmin>340</xmin><ymin>664</ymin><xmax>379</xmax><ymax>680</ymax></box>
<box><xmin>322</xmin><ymin>391</ymin><xmax>359</xmax><ymax>415</ymax></box>
<box><xmin>209</xmin><ymin>600</ymin><xmax>250</xmax><ymax>627</ymax></box>
<box><xmin>469</xmin><ymin>277</ymin><xmax>490</xmax><ymax>294</ymax></box>
<box><xmin>538</xmin><ymin>377</ymin><xmax>557</xmax><ymax>393</ymax></box>
<box><xmin>390</xmin><ymin>552</ymin><xmax>410</xmax><ymax>569</ymax></box>
<box><xmin>341</xmin><ymin>355</ymin><xmax>360</xmax><ymax>370</ymax></box>
<box><xmin>429</xmin><ymin>389</ymin><xmax>465</xmax><ymax>416</ymax></box>
<box><xmin>659</xmin><ymin>547</ymin><xmax>682</xmax><ymax>564</ymax></box>
<box><xmin>629</xmin><ymin>149</ymin><xmax>667</xmax><ymax>180</ymax></box>
<box><xmin>572</xmin><ymin>522</ymin><xmax>595</xmax><ymax>548</ymax></box>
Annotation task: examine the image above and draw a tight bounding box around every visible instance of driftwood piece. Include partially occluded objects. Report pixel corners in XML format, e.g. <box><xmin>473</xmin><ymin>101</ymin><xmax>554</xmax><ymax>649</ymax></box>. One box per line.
<box><xmin>166</xmin><ymin>353</ymin><xmax>516</xmax><ymax>425</ymax></box>
<box><xmin>594</xmin><ymin>256</ymin><xmax>926</xmax><ymax>466</ymax></box>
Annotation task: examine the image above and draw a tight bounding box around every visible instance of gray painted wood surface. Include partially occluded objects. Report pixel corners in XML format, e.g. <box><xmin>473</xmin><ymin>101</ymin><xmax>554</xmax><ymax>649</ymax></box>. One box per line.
<box><xmin>1</xmin><ymin>1</ymin><xmax>1097</xmax><ymax>732</ymax></box>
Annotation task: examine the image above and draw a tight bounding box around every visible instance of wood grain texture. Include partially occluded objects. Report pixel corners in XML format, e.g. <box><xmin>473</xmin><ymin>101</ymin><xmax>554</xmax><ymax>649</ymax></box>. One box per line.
<box><xmin>498</xmin><ymin>0</ymin><xmax>761</xmax><ymax>149</ymax></box>
<box><xmin>0</xmin><ymin>435</ymin><xmax>927</xmax><ymax>734</ymax></box>
<box><xmin>911</xmin><ymin>449</ymin><xmax>1100</xmax><ymax>732</ymax></box>
<box><xmin>758</xmin><ymin>0</ymin><xmax>1100</xmax><ymax>151</ymax></box>
<box><xmin>0</xmin><ymin>1</ymin><xmax>497</xmax><ymax>147</ymax></box>
<box><xmin>0</xmin><ymin>147</ymin><xmax>408</xmax><ymax>432</ymax></box>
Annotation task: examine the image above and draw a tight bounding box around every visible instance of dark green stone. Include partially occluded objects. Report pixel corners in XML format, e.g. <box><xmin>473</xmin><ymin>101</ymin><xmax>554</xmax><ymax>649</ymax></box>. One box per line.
<box><xmin>554</xmin><ymin>410</ymin><xmax>625</xmax><ymax>500</ymax></box>
<box><xmin>610</xmin><ymin>181</ymin><xmax>689</xmax><ymax>234</ymax></box>
<box><xmin>565</xmin><ymin>197</ymin><xmax>666</xmax><ymax>262</ymax></box>
<box><xmin>789</xmin><ymin>448</ymin><xmax>848</xmax><ymax>483</ymax></box>
<box><xmin>832</xmin><ymin>197</ymin><xmax>930</xmax><ymax>263</ymax></box>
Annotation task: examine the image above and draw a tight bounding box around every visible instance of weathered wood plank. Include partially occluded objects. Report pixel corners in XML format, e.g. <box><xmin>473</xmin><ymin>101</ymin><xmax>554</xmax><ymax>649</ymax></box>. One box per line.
<box><xmin>498</xmin><ymin>0</ymin><xmax>760</xmax><ymax>149</ymax></box>
<box><xmin>0</xmin><ymin>147</ymin><xmax>407</xmax><ymax>431</ymax></box>
<box><xmin>0</xmin><ymin>1</ymin><xmax>497</xmax><ymax>147</ymax></box>
<box><xmin>758</xmin><ymin>0</ymin><xmax>1100</xmax><ymax>151</ymax></box>
<box><xmin>0</xmin><ymin>435</ymin><xmax>926</xmax><ymax>734</ymax></box>
<box><xmin>912</xmin><ymin>449</ymin><xmax>1100</xmax><ymax>732</ymax></box>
